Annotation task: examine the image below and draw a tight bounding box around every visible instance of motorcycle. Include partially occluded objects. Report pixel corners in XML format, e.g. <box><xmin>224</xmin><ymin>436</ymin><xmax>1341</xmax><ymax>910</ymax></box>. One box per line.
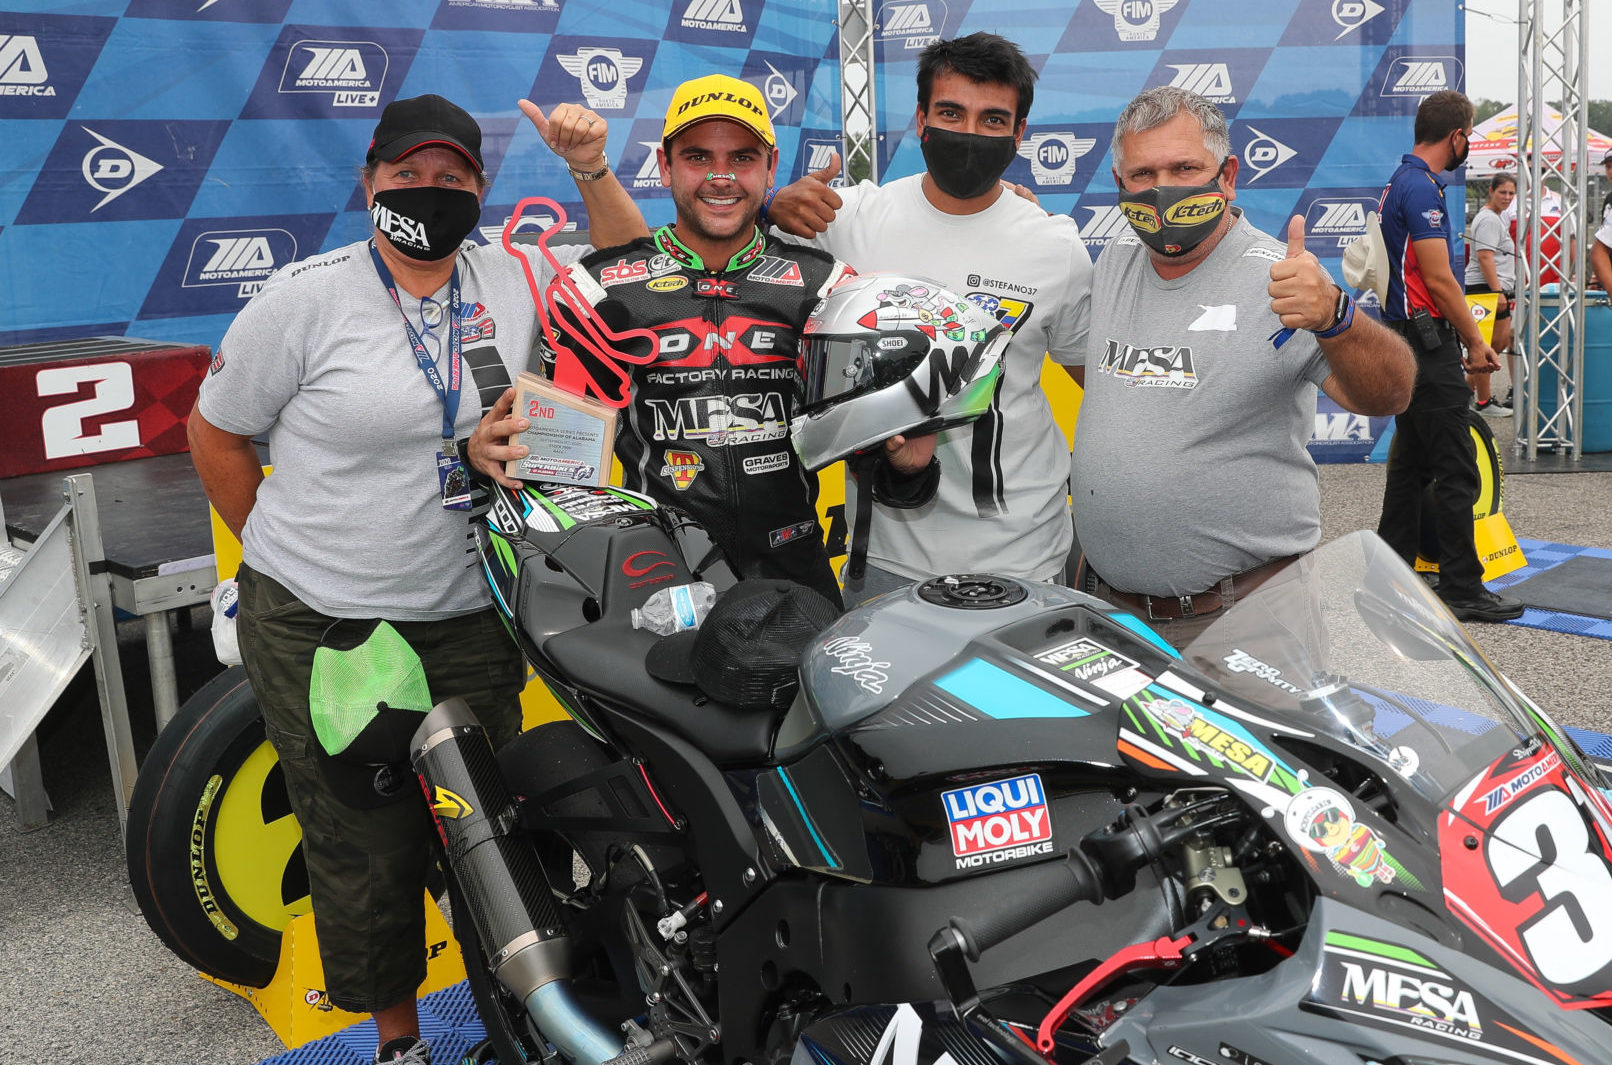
<box><xmin>414</xmin><ymin>476</ymin><xmax>1612</xmax><ymax>1065</ymax></box>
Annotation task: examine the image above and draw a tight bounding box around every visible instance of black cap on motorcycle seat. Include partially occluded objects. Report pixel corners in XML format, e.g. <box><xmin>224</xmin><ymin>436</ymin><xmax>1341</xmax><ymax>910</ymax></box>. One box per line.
<box><xmin>645</xmin><ymin>580</ymin><xmax>840</xmax><ymax>710</ymax></box>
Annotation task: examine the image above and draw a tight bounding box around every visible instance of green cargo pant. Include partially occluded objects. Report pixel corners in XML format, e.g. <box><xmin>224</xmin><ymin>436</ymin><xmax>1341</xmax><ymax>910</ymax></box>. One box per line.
<box><xmin>236</xmin><ymin>563</ymin><xmax>523</xmax><ymax>1014</ymax></box>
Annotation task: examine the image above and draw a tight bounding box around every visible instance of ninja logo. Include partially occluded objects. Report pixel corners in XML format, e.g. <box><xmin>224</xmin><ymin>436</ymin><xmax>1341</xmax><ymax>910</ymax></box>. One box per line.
<box><xmin>1096</xmin><ymin>338</ymin><xmax>1197</xmax><ymax>387</ymax></box>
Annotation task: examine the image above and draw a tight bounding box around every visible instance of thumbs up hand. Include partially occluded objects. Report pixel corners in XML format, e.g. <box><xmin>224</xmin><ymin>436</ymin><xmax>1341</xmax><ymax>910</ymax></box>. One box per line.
<box><xmin>1268</xmin><ymin>214</ymin><xmax>1340</xmax><ymax>332</ymax></box>
<box><xmin>765</xmin><ymin>149</ymin><xmax>846</xmax><ymax>238</ymax></box>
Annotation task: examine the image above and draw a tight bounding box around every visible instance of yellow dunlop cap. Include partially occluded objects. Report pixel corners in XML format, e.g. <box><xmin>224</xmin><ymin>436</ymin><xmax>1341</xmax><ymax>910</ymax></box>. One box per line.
<box><xmin>663</xmin><ymin>73</ymin><xmax>775</xmax><ymax>149</ymax></box>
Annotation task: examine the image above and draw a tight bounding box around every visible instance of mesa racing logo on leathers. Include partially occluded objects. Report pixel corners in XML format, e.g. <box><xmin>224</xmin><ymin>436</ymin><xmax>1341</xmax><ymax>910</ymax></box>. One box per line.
<box><xmin>646</xmin><ymin>393</ymin><xmax>788</xmax><ymax>446</ymax></box>
<box><xmin>1096</xmin><ymin>338</ymin><xmax>1197</xmax><ymax>388</ymax></box>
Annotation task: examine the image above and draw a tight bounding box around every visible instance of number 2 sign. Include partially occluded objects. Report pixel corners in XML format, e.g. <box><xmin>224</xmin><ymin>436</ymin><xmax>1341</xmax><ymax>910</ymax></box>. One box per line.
<box><xmin>0</xmin><ymin>343</ymin><xmax>209</xmax><ymax>479</ymax></box>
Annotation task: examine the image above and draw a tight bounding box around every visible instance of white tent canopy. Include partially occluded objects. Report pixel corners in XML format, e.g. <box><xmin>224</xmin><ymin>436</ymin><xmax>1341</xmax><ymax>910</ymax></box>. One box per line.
<box><xmin>1467</xmin><ymin>105</ymin><xmax>1612</xmax><ymax>177</ymax></box>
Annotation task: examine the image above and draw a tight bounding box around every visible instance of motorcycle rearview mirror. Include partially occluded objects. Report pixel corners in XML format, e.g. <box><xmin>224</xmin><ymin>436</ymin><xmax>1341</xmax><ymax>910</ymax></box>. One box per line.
<box><xmin>1352</xmin><ymin>588</ymin><xmax>1447</xmax><ymax>662</ymax></box>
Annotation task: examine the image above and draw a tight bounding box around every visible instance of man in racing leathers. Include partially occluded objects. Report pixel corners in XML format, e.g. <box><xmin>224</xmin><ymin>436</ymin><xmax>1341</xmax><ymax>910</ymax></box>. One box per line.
<box><xmin>470</xmin><ymin>74</ymin><xmax>934</xmax><ymax>606</ymax></box>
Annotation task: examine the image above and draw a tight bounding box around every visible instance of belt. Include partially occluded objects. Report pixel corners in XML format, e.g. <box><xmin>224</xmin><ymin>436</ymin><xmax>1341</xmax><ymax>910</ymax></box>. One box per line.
<box><xmin>1083</xmin><ymin>554</ymin><xmax>1301</xmax><ymax>622</ymax></box>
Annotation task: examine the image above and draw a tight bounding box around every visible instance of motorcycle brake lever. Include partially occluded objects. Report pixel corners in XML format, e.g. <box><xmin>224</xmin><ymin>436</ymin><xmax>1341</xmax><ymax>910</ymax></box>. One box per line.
<box><xmin>1035</xmin><ymin>934</ymin><xmax>1193</xmax><ymax>1053</ymax></box>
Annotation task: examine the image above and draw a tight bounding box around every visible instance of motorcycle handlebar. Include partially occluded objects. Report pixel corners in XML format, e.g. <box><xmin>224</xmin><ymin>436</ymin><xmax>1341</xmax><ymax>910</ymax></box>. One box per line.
<box><xmin>947</xmin><ymin>847</ymin><xmax>1105</xmax><ymax>961</ymax></box>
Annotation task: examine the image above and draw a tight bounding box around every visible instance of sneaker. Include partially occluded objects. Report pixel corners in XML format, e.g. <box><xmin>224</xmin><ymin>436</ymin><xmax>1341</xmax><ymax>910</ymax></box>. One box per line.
<box><xmin>1475</xmin><ymin>398</ymin><xmax>1512</xmax><ymax>418</ymax></box>
<box><xmin>1439</xmin><ymin>589</ymin><xmax>1525</xmax><ymax>623</ymax></box>
<box><xmin>375</xmin><ymin>1037</ymin><xmax>431</xmax><ymax>1065</ymax></box>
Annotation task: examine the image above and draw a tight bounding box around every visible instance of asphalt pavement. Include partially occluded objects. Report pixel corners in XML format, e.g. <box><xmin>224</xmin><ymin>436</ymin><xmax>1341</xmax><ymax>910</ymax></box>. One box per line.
<box><xmin>3</xmin><ymin>411</ymin><xmax>1610</xmax><ymax>1065</ymax></box>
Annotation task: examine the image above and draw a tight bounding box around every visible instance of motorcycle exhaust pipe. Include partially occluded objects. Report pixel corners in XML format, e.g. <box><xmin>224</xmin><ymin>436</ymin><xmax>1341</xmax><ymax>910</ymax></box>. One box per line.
<box><xmin>412</xmin><ymin>697</ymin><xmax>621</xmax><ymax>1065</ymax></box>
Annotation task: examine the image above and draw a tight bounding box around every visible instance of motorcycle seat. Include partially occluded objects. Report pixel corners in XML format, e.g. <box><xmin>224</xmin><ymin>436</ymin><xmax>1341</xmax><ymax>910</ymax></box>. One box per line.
<box><xmin>544</xmin><ymin>620</ymin><xmax>780</xmax><ymax>767</ymax></box>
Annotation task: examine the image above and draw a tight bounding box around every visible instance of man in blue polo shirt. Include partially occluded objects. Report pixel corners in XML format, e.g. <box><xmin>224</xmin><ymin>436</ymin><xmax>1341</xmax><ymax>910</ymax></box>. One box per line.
<box><xmin>1375</xmin><ymin>89</ymin><xmax>1522</xmax><ymax>623</ymax></box>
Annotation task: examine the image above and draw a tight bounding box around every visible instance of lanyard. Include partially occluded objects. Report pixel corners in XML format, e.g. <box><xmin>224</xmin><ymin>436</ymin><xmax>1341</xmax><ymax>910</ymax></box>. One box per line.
<box><xmin>369</xmin><ymin>241</ymin><xmax>461</xmax><ymax>442</ymax></box>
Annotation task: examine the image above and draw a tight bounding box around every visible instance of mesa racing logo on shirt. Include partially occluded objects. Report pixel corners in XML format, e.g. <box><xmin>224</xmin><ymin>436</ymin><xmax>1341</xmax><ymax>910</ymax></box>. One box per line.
<box><xmin>1096</xmin><ymin>338</ymin><xmax>1198</xmax><ymax>388</ymax></box>
<box><xmin>943</xmin><ymin>773</ymin><xmax>1053</xmax><ymax>869</ymax></box>
<box><xmin>661</xmin><ymin>450</ymin><xmax>703</xmax><ymax>490</ymax></box>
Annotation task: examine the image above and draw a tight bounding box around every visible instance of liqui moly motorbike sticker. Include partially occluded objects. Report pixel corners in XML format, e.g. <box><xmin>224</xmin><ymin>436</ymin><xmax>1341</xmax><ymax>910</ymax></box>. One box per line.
<box><xmin>1306</xmin><ymin>931</ymin><xmax>1580</xmax><ymax>1065</ymax></box>
<box><xmin>942</xmin><ymin>773</ymin><xmax>1054</xmax><ymax>870</ymax></box>
<box><xmin>1285</xmin><ymin>787</ymin><xmax>1397</xmax><ymax>888</ymax></box>
<box><xmin>1439</xmin><ymin>743</ymin><xmax>1612</xmax><ymax>1006</ymax></box>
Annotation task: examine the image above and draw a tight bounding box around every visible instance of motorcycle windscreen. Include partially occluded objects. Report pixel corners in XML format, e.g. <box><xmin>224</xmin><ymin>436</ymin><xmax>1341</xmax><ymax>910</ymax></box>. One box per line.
<box><xmin>1175</xmin><ymin>530</ymin><xmax>1612</xmax><ymax>1006</ymax></box>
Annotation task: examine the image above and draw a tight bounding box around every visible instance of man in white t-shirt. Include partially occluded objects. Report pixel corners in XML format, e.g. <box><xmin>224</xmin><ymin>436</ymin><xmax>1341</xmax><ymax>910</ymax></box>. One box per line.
<box><xmin>767</xmin><ymin>32</ymin><xmax>1091</xmax><ymax>604</ymax></box>
<box><xmin>1465</xmin><ymin>173</ymin><xmax>1516</xmax><ymax>416</ymax></box>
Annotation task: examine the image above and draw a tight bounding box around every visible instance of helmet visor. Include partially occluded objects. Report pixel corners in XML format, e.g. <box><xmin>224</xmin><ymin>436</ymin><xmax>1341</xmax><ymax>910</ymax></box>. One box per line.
<box><xmin>800</xmin><ymin>331</ymin><xmax>923</xmax><ymax>409</ymax></box>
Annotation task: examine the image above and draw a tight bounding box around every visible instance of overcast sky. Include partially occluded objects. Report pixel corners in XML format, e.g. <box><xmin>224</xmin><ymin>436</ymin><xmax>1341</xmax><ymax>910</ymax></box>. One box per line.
<box><xmin>1463</xmin><ymin>2</ymin><xmax>1611</xmax><ymax>103</ymax></box>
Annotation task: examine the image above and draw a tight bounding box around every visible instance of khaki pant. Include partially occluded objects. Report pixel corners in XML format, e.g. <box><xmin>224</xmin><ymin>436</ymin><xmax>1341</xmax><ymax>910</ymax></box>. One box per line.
<box><xmin>236</xmin><ymin>564</ymin><xmax>522</xmax><ymax>1013</ymax></box>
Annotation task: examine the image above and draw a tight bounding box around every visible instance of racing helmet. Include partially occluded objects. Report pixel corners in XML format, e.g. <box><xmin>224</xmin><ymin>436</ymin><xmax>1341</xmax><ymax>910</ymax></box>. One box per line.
<box><xmin>790</xmin><ymin>273</ymin><xmax>1007</xmax><ymax>472</ymax></box>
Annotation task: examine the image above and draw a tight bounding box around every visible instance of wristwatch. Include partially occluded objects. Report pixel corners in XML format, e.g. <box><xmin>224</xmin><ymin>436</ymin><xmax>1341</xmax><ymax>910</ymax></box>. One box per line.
<box><xmin>568</xmin><ymin>153</ymin><xmax>610</xmax><ymax>182</ymax></box>
<box><xmin>1313</xmin><ymin>285</ymin><xmax>1355</xmax><ymax>339</ymax></box>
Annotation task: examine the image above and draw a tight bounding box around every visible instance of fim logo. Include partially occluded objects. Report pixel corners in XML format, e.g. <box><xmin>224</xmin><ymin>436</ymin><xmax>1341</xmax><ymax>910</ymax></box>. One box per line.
<box><xmin>943</xmin><ymin>772</ymin><xmax>1053</xmax><ymax>869</ymax></box>
<box><xmin>1017</xmin><ymin>133</ymin><xmax>1096</xmax><ymax>185</ymax></box>
<box><xmin>1168</xmin><ymin>63</ymin><xmax>1235</xmax><ymax>105</ymax></box>
<box><xmin>1078</xmin><ymin>204</ymin><xmax>1134</xmax><ymax>250</ymax></box>
<box><xmin>478</xmin><ymin>211</ymin><xmax>576</xmax><ymax>245</ymax></box>
<box><xmin>662</xmin><ymin>450</ymin><xmax>704</xmax><ymax>490</ymax></box>
<box><xmin>81</xmin><ymin>128</ymin><xmax>164</xmax><ymax>212</ymax></box>
<box><xmin>183</xmin><ymin>229</ymin><xmax>297</xmax><ymax>298</ymax></box>
<box><xmin>279</xmin><ymin>39</ymin><xmax>387</xmax><ymax>106</ymax></box>
<box><xmin>0</xmin><ymin>34</ymin><xmax>53</xmax><ymax>96</ymax></box>
<box><xmin>1095</xmin><ymin>0</ymin><xmax>1179</xmax><ymax>43</ymax></box>
<box><xmin>1382</xmin><ymin>56</ymin><xmax>1461</xmax><ymax>99</ymax></box>
<box><xmin>557</xmin><ymin>47</ymin><xmax>643</xmax><ymax>111</ymax></box>
<box><xmin>1332</xmin><ymin>0</ymin><xmax>1386</xmax><ymax>40</ymax></box>
<box><xmin>803</xmin><ymin>140</ymin><xmax>847</xmax><ymax>186</ymax></box>
<box><xmin>1241</xmin><ymin>125</ymin><xmax>1296</xmax><ymax>184</ymax></box>
<box><xmin>682</xmin><ymin>0</ymin><xmax>748</xmax><ymax>33</ymax></box>
<box><xmin>877</xmin><ymin>0</ymin><xmax>944</xmax><ymax>48</ymax></box>
<box><xmin>1304</xmin><ymin>198</ymin><xmax>1374</xmax><ymax>249</ymax></box>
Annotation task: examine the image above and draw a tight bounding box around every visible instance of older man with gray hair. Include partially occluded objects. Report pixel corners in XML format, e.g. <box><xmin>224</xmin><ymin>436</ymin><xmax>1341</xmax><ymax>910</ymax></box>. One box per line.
<box><xmin>1067</xmin><ymin>85</ymin><xmax>1414</xmax><ymax>645</ymax></box>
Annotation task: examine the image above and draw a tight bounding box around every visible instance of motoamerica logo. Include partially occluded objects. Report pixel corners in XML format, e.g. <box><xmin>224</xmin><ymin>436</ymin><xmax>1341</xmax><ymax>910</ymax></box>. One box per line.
<box><xmin>1096</xmin><ymin>338</ymin><xmax>1197</xmax><ymax>388</ymax></box>
<box><xmin>877</xmin><ymin>1</ymin><xmax>944</xmax><ymax>48</ymax></box>
<box><xmin>0</xmin><ymin>34</ymin><xmax>53</xmax><ymax>95</ymax></box>
<box><xmin>183</xmin><ymin>228</ymin><xmax>297</xmax><ymax>298</ymax></box>
<box><xmin>279</xmin><ymin>39</ymin><xmax>387</xmax><ymax>106</ymax></box>
<box><xmin>682</xmin><ymin>0</ymin><xmax>747</xmax><ymax>33</ymax></box>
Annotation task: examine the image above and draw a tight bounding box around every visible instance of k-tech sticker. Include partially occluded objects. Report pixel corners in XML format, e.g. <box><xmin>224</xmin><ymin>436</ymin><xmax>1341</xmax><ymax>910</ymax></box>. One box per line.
<box><xmin>942</xmin><ymin>773</ymin><xmax>1053</xmax><ymax>869</ymax></box>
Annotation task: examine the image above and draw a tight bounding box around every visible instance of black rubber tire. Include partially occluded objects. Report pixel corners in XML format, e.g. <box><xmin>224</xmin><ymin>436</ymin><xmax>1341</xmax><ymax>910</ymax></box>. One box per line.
<box><xmin>125</xmin><ymin>666</ymin><xmax>307</xmax><ymax>987</ymax></box>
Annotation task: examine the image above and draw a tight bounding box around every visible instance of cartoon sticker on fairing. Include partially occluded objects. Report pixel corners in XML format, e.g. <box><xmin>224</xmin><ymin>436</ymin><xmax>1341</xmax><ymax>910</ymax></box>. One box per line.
<box><xmin>942</xmin><ymin>773</ymin><xmax>1054</xmax><ymax>870</ymax></box>
<box><xmin>1286</xmin><ymin>787</ymin><xmax>1396</xmax><ymax>887</ymax></box>
<box><xmin>1134</xmin><ymin>694</ymin><xmax>1281</xmax><ymax>784</ymax></box>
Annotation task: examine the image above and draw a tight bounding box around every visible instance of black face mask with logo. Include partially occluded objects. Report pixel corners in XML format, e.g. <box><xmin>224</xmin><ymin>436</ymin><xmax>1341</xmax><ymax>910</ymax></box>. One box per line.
<box><xmin>1115</xmin><ymin>159</ymin><xmax>1230</xmax><ymax>257</ymax></box>
<box><xmin>370</xmin><ymin>186</ymin><xmax>481</xmax><ymax>262</ymax></box>
<box><xmin>920</xmin><ymin>126</ymin><xmax>1019</xmax><ymax>200</ymax></box>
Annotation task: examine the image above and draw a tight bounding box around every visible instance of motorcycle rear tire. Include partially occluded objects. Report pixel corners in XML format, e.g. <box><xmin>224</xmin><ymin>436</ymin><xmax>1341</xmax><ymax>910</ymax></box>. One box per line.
<box><xmin>125</xmin><ymin>666</ymin><xmax>305</xmax><ymax>987</ymax></box>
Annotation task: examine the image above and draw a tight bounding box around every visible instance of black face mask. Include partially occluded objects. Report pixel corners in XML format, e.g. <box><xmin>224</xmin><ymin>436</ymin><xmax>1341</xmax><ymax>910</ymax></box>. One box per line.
<box><xmin>1449</xmin><ymin>133</ymin><xmax>1470</xmax><ymax>171</ymax></box>
<box><xmin>1115</xmin><ymin>159</ymin><xmax>1229</xmax><ymax>257</ymax></box>
<box><xmin>370</xmin><ymin>186</ymin><xmax>481</xmax><ymax>262</ymax></box>
<box><xmin>920</xmin><ymin>126</ymin><xmax>1019</xmax><ymax>200</ymax></box>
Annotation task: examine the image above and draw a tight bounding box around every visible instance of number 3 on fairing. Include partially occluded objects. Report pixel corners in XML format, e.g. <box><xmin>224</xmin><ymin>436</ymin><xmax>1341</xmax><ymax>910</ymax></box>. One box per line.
<box><xmin>37</xmin><ymin>362</ymin><xmax>139</xmax><ymax>460</ymax></box>
<box><xmin>1486</xmin><ymin>789</ymin><xmax>1612</xmax><ymax>986</ymax></box>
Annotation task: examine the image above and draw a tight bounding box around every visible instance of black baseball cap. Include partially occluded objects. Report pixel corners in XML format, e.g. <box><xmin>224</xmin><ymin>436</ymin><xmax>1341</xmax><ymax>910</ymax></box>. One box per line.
<box><xmin>645</xmin><ymin>580</ymin><xmax>841</xmax><ymax>710</ymax></box>
<box><xmin>1601</xmin><ymin>149</ymin><xmax>1612</xmax><ymax>166</ymax></box>
<box><xmin>367</xmin><ymin>93</ymin><xmax>484</xmax><ymax>174</ymax></box>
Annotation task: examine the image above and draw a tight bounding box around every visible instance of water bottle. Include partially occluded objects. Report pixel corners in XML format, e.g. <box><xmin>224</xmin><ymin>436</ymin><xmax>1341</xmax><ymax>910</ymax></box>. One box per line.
<box><xmin>631</xmin><ymin>581</ymin><xmax>717</xmax><ymax>635</ymax></box>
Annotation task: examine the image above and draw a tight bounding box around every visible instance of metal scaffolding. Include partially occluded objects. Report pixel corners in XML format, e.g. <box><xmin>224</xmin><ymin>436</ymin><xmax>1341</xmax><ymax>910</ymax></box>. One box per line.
<box><xmin>837</xmin><ymin>0</ymin><xmax>878</xmax><ymax>184</ymax></box>
<box><xmin>1514</xmin><ymin>0</ymin><xmax>1589</xmax><ymax>459</ymax></box>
